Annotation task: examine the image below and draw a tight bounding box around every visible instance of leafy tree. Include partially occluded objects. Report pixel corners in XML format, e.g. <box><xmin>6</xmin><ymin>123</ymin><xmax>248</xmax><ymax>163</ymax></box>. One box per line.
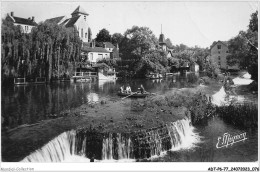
<box><xmin>95</xmin><ymin>28</ymin><xmax>111</xmax><ymax>43</ymax></box>
<box><xmin>227</xmin><ymin>11</ymin><xmax>258</xmax><ymax>81</ymax></box>
<box><xmin>165</xmin><ymin>38</ymin><xmax>173</xmax><ymax>48</ymax></box>
<box><xmin>205</xmin><ymin>60</ymin><xmax>220</xmax><ymax>78</ymax></box>
<box><xmin>1</xmin><ymin>18</ymin><xmax>82</xmax><ymax>83</ymax></box>
<box><xmin>227</xmin><ymin>32</ymin><xmax>249</xmax><ymax>69</ymax></box>
<box><xmin>132</xmin><ymin>50</ymin><xmax>167</xmax><ymax>77</ymax></box>
<box><xmin>111</xmin><ymin>33</ymin><xmax>124</xmax><ymax>46</ymax></box>
<box><xmin>192</xmin><ymin>48</ymin><xmax>210</xmax><ymax>71</ymax></box>
<box><xmin>173</xmin><ymin>43</ymin><xmax>188</xmax><ymax>52</ymax></box>
<box><xmin>249</xmin><ymin>11</ymin><xmax>258</xmax><ymax>32</ymax></box>
<box><xmin>121</xmin><ymin>26</ymin><xmax>158</xmax><ymax>61</ymax></box>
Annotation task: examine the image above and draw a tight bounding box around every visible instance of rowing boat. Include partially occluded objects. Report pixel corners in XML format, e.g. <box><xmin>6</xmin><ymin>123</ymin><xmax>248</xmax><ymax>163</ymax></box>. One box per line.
<box><xmin>117</xmin><ymin>92</ymin><xmax>150</xmax><ymax>98</ymax></box>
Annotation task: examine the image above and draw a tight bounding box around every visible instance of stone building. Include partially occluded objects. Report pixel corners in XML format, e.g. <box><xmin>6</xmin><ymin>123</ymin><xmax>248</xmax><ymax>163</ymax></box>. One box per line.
<box><xmin>5</xmin><ymin>12</ymin><xmax>37</xmax><ymax>33</ymax></box>
<box><xmin>210</xmin><ymin>40</ymin><xmax>239</xmax><ymax>70</ymax></box>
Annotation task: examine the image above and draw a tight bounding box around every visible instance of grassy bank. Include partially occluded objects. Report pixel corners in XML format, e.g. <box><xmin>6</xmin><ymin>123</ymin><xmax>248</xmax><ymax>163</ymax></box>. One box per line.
<box><xmin>215</xmin><ymin>103</ymin><xmax>258</xmax><ymax>129</ymax></box>
<box><xmin>137</xmin><ymin>88</ymin><xmax>215</xmax><ymax>125</ymax></box>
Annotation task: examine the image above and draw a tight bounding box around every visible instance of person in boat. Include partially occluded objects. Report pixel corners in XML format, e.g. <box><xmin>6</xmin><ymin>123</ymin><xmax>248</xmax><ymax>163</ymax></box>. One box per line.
<box><xmin>126</xmin><ymin>85</ymin><xmax>132</xmax><ymax>94</ymax></box>
<box><xmin>120</xmin><ymin>85</ymin><xmax>125</xmax><ymax>93</ymax></box>
<box><xmin>140</xmin><ymin>84</ymin><xmax>146</xmax><ymax>94</ymax></box>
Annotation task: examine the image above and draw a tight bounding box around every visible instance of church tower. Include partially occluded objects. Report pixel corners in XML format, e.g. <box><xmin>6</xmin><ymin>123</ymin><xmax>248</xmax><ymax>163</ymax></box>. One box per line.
<box><xmin>71</xmin><ymin>5</ymin><xmax>89</xmax><ymax>18</ymax></box>
<box><xmin>70</xmin><ymin>6</ymin><xmax>89</xmax><ymax>43</ymax></box>
<box><xmin>159</xmin><ymin>25</ymin><xmax>167</xmax><ymax>51</ymax></box>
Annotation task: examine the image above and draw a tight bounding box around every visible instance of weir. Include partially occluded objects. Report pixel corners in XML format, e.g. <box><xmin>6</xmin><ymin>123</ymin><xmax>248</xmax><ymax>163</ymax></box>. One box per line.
<box><xmin>21</xmin><ymin>118</ymin><xmax>200</xmax><ymax>162</ymax></box>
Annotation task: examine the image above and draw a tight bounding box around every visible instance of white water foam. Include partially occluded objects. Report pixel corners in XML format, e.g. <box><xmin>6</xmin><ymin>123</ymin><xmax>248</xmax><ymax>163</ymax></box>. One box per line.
<box><xmin>21</xmin><ymin>118</ymin><xmax>201</xmax><ymax>162</ymax></box>
<box><xmin>211</xmin><ymin>86</ymin><xmax>245</xmax><ymax>106</ymax></box>
<box><xmin>242</xmin><ymin>72</ymin><xmax>251</xmax><ymax>79</ymax></box>
<box><xmin>167</xmin><ymin>118</ymin><xmax>201</xmax><ymax>151</ymax></box>
<box><xmin>21</xmin><ymin>131</ymin><xmax>76</xmax><ymax>162</ymax></box>
<box><xmin>211</xmin><ymin>76</ymin><xmax>254</xmax><ymax>106</ymax></box>
<box><xmin>149</xmin><ymin>118</ymin><xmax>201</xmax><ymax>160</ymax></box>
<box><xmin>233</xmin><ymin>77</ymin><xmax>253</xmax><ymax>85</ymax></box>
<box><xmin>102</xmin><ymin>133</ymin><xmax>133</xmax><ymax>160</ymax></box>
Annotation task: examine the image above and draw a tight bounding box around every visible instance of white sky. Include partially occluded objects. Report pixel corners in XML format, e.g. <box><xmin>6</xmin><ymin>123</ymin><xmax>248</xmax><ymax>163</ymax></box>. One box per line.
<box><xmin>1</xmin><ymin>1</ymin><xmax>259</xmax><ymax>48</ymax></box>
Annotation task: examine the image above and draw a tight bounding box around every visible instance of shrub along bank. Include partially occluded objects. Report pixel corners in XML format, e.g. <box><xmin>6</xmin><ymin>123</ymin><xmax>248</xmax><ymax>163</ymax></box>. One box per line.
<box><xmin>215</xmin><ymin>103</ymin><xmax>258</xmax><ymax>129</ymax></box>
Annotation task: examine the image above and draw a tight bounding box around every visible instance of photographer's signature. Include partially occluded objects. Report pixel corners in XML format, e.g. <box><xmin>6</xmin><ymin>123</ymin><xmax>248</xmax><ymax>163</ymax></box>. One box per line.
<box><xmin>216</xmin><ymin>132</ymin><xmax>247</xmax><ymax>149</ymax></box>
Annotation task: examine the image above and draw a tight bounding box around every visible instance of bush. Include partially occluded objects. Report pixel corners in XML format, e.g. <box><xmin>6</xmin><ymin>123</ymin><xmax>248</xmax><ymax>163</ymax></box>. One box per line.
<box><xmin>216</xmin><ymin>103</ymin><xmax>258</xmax><ymax>129</ymax></box>
<box><xmin>199</xmin><ymin>76</ymin><xmax>212</xmax><ymax>85</ymax></box>
<box><xmin>205</xmin><ymin>61</ymin><xmax>220</xmax><ymax>78</ymax></box>
<box><xmin>144</xmin><ymin>89</ymin><xmax>214</xmax><ymax>125</ymax></box>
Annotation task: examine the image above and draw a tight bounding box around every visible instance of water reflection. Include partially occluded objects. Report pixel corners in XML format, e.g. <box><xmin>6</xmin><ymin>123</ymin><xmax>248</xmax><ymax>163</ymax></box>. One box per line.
<box><xmin>1</xmin><ymin>72</ymin><xmax>201</xmax><ymax>129</ymax></box>
<box><xmin>87</xmin><ymin>93</ymin><xmax>99</xmax><ymax>103</ymax></box>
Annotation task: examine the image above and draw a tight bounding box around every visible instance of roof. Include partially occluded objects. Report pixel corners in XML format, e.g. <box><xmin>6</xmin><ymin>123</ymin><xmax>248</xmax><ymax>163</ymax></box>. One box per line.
<box><xmin>159</xmin><ymin>33</ymin><xmax>166</xmax><ymax>44</ymax></box>
<box><xmin>81</xmin><ymin>47</ymin><xmax>109</xmax><ymax>53</ymax></box>
<box><xmin>210</xmin><ymin>40</ymin><xmax>228</xmax><ymax>50</ymax></box>
<box><xmin>12</xmin><ymin>16</ymin><xmax>37</xmax><ymax>26</ymax></box>
<box><xmin>60</xmin><ymin>19</ymin><xmax>69</xmax><ymax>26</ymax></box>
<box><xmin>45</xmin><ymin>16</ymin><xmax>65</xmax><ymax>24</ymax></box>
<box><xmin>103</xmin><ymin>42</ymin><xmax>115</xmax><ymax>48</ymax></box>
<box><xmin>71</xmin><ymin>6</ymin><xmax>89</xmax><ymax>16</ymax></box>
<box><xmin>65</xmin><ymin>16</ymin><xmax>80</xmax><ymax>27</ymax></box>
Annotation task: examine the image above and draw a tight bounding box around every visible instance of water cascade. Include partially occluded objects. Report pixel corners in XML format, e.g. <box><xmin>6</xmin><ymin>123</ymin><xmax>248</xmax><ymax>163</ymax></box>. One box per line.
<box><xmin>22</xmin><ymin>131</ymin><xmax>76</xmax><ymax>162</ymax></box>
<box><xmin>21</xmin><ymin>118</ymin><xmax>200</xmax><ymax>162</ymax></box>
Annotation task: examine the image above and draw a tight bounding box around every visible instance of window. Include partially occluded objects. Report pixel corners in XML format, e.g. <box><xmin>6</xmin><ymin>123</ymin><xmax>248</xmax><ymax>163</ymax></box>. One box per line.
<box><xmin>84</xmin><ymin>16</ymin><xmax>86</xmax><ymax>21</ymax></box>
<box><xmin>90</xmin><ymin>53</ymin><xmax>93</xmax><ymax>61</ymax></box>
<box><xmin>85</xmin><ymin>33</ymin><xmax>88</xmax><ymax>38</ymax></box>
<box><xmin>217</xmin><ymin>45</ymin><xmax>221</xmax><ymax>49</ymax></box>
<box><xmin>98</xmin><ymin>54</ymin><xmax>103</xmax><ymax>59</ymax></box>
<box><xmin>226</xmin><ymin>50</ymin><xmax>229</xmax><ymax>53</ymax></box>
<box><xmin>81</xmin><ymin>28</ymin><xmax>83</xmax><ymax>38</ymax></box>
<box><xmin>218</xmin><ymin>56</ymin><xmax>221</xmax><ymax>61</ymax></box>
<box><xmin>218</xmin><ymin>51</ymin><xmax>220</xmax><ymax>54</ymax></box>
<box><xmin>218</xmin><ymin>62</ymin><xmax>221</xmax><ymax>66</ymax></box>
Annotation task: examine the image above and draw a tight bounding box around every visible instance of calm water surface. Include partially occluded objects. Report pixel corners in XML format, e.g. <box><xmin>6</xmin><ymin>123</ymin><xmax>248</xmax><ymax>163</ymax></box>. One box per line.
<box><xmin>1</xmin><ymin>72</ymin><xmax>199</xmax><ymax>128</ymax></box>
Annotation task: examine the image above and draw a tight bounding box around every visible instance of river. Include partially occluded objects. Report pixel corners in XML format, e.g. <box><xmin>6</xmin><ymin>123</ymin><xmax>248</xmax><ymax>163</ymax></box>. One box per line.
<box><xmin>1</xmin><ymin>72</ymin><xmax>199</xmax><ymax>129</ymax></box>
<box><xmin>1</xmin><ymin>72</ymin><xmax>258</xmax><ymax>162</ymax></box>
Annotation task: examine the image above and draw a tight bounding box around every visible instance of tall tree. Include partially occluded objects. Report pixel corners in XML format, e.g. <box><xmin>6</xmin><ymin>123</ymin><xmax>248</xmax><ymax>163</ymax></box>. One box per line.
<box><xmin>111</xmin><ymin>33</ymin><xmax>124</xmax><ymax>46</ymax></box>
<box><xmin>227</xmin><ymin>11</ymin><xmax>258</xmax><ymax>81</ymax></box>
<box><xmin>95</xmin><ymin>28</ymin><xmax>111</xmax><ymax>43</ymax></box>
<box><xmin>165</xmin><ymin>38</ymin><xmax>173</xmax><ymax>48</ymax></box>
<box><xmin>121</xmin><ymin>26</ymin><xmax>158</xmax><ymax>60</ymax></box>
<box><xmin>1</xmin><ymin>18</ymin><xmax>81</xmax><ymax>83</ymax></box>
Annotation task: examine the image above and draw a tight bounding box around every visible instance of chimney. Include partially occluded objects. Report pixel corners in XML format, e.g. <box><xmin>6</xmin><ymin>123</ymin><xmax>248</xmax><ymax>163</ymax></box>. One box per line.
<box><xmin>10</xmin><ymin>12</ymin><xmax>14</xmax><ymax>16</ymax></box>
<box><xmin>32</xmin><ymin>16</ymin><xmax>34</xmax><ymax>21</ymax></box>
<box><xmin>116</xmin><ymin>44</ymin><xmax>119</xmax><ymax>50</ymax></box>
<box><xmin>103</xmin><ymin>43</ymin><xmax>106</xmax><ymax>48</ymax></box>
<box><xmin>28</xmin><ymin>17</ymin><xmax>31</xmax><ymax>20</ymax></box>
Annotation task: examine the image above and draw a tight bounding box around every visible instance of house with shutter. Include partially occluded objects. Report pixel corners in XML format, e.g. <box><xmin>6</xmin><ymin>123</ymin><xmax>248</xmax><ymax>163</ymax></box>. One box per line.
<box><xmin>5</xmin><ymin>12</ymin><xmax>37</xmax><ymax>33</ymax></box>
<box><xmin>45</xmin><ymin>5</ymin><xmax>90</xmax><ymax>43</ymax></box>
